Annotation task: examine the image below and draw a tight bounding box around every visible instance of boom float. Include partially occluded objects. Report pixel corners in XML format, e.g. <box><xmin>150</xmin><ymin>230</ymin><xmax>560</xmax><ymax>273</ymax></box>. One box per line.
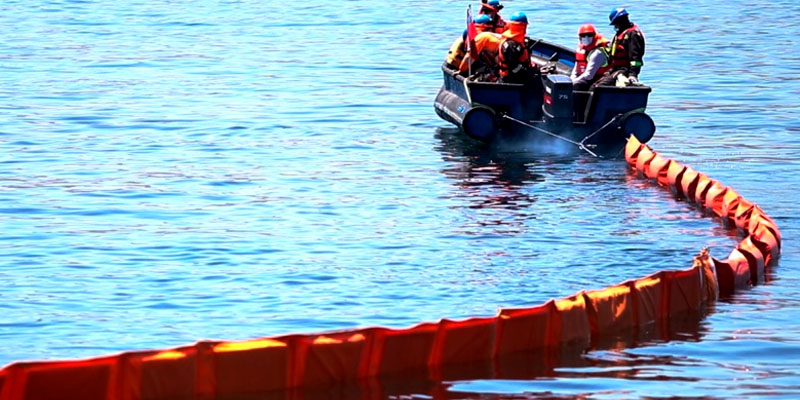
<box><xmin>0</xmin><ymin>136</ymin><xmax>781</xmax><ymax>400</ymax></box>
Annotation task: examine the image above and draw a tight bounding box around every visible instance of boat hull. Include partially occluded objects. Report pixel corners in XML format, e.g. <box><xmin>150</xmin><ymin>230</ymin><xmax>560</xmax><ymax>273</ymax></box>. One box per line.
<box><xmin>434</xmin><ymin>39</ymin><xmax>655</xmax><ymax>157</ymax></box>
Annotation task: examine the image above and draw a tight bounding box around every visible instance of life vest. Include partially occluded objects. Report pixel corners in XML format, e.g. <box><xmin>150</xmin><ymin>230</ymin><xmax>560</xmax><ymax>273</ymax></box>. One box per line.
<box><xmin>499</xmin><ymin>21</ymin><xmax>530</xmax><ymax>65</ymax></box>
<box><xmin>490</xmin><ymin>15</ymin><xmax>507</xmax><ymax>34</ymax></box>
<box><xmin>610</xmin><ymin>25</ymin><xmax>641</xmax><ymax>68</ymax></box>
<box><xmin>478</xmin><ymin>5</ymin><xmax>506</xmax><ymax>33</ymax></box>
<box><xmin>497</xmin><ymin>39</ymin><xmax>525</xmax><ymax>78</ymax></box>
<box><xmin>501</xmin><ymin>21</ymin><xmax>527</xmax><ymax>45</ymax></box>
<box><xmin>474</xmin><ymin>32</ymin><xmax>503</xmax><ymax>67</ymax></box>
<box><xmin>575</xmin><ymin>36</ymin><xmax>610</xmax><ymax>77</ymax></box>
<box><xmin>445</xmin><ymin>36</ymin><xmax>467</xmax><ymax>69</ymax></box>
<box><xmin>458</xmin><ymin>31</ymin><xmax>503</xmax><ymax>74</ymax></box>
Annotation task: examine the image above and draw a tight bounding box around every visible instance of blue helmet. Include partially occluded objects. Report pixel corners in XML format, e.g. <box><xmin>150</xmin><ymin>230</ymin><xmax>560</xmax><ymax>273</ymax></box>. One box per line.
<box><xmin>608</xmin><ymin>8</ymin><xmax>629</xmax><ymax>24</ymax></box>
<box><xmin>474</xmin><ymin>14</ymin><xmax>492</xmax><ymax>25</ymax></box>
<box><xmin>482</xmin><ymin>0</ymin><xmax>504</xmax><ymax>11</ymax></box>
<box><xmin>510</xmin><ymin>11</ymin><xmax>528</xmax><ymax>24</ymax></box>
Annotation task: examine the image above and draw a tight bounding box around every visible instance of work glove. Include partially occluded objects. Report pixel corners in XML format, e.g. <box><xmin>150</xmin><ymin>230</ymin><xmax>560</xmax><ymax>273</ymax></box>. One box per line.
<box><xmin>627</xmin><ymin>76</ymin><xmax>645</xmax><ymax>87</ymax></box>
<box><xmin>615</xmin><ymin>74</ymin><xmax>630</xmax><ymax>87</ymax></box>
<box><xmin>539</xmin><ymin>64</ymin><xmax>557</xmax><ymax>74</ymax></box>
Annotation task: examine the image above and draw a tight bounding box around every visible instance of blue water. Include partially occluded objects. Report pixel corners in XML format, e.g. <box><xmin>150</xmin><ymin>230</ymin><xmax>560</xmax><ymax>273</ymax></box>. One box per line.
<box><xmin>2</xmin><ymin>0</ymin><xmax>800</xmax><ymax>398</ymax></box>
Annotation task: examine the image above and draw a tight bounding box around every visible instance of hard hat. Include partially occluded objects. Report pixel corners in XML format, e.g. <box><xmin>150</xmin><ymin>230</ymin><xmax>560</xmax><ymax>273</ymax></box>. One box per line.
<box><xmin>578</xmin><ymin>23</ymin><xmax>597</xmax><ymax>36</ymax></box>
<box><xmin>474</xmin><ymin>14</ymin><xmax>492</xmax><ymax>26</ymax></box>
<box><xmin>509</xmin><ymin>12</ymin><xmax>528</xmax><ymax>24</ymax></box>
<box><xmin>487</xmin><ymin>0</ymin><xmax>503</xmax><ymax>10</ymax></box>
<box><xmin>608</xmin><ymin>8</ymin><xmax>629</xmax><ymax>24</ymax></box>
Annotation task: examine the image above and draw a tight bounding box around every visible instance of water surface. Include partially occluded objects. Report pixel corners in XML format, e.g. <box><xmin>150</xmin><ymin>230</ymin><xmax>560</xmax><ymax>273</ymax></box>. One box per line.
<box><xmin>1</xmin><ymin>0</ymin><xmax>799</xmax><ymax>398</ymax></box>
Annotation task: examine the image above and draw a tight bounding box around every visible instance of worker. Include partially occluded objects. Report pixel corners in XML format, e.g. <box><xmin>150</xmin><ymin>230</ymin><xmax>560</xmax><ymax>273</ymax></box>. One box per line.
<box><xmin>445</xmin><ymin>15</ymin><xmax>492</xmax><ymax>70</ymax></box>
<box><xmin>478</xmin><ymin>0</ymin><xmax>507</xmax><ymax>34</ymax></box>
<box><xmin>594</xmin><ymin>7</ymin><xmax>646</xmax><ymax>87</ymax></box>
<box><xmin>445</xmin><ymin>29</ymin><xmax>468</xmax><ymax>69</ymax></box>
<box><xmin>497</xmin><ymin>38</ymin><xmax>537</xmax><ymax>83</ymax></box>
<box><xmin>570</xmin><ymin>23</ymin><xmax>611</xmax><ymax>90</ymax></box>
<box><xmin>458</xmin><ymin>30</ymin><xmax>503</xmax><ymax>79</ymax></box>
<box><xmin>501</xmin><ymin>11</ymin><xmax>528</xmax><ymax>45</ymax></box>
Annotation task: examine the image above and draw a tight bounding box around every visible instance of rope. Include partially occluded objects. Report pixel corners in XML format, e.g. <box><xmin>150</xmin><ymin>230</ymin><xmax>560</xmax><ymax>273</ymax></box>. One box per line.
<box><xmin>502</xmin><ymin>114</ymin><xmax>600</xmax><ymax>158</ymax></box>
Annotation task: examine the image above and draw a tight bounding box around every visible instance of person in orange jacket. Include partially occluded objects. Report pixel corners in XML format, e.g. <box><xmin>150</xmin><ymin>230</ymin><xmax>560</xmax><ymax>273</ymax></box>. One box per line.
<box><xmin>496</xmin><ymin>12</ymin><xmax>533</xmax><ymax>82</ymax></box>
<box><xmin>478</xmin><ymin>0</ymin><xmax>507</xmax><ymax>34</ymax></box>
<box><xmin>500</xmin><ymin>11</ymin><xmax>528</xmax><ymax>45</ymax></box>
<box><xmin>458</xmin><ymin>30</ymin><xmax>503</xmax><ymax>77</ymax></box>
<box><xmin>570</xmin><ymin>23</ymin><xmax>611</xmax><ymax>90</ymax></box>
<box><xmin>497</xmin><ymin>37</ymin><xmax>538</xmax><ymax>83</ymax></box>
<box><xmin>458</xmin><ymin>12</ymin><xmax>535</xmax><ymax>83</ymax></box>
<box><xmin>446</xmin><ymin>14</ymin><xmax>493</xmax><ymax>70</ymax></box>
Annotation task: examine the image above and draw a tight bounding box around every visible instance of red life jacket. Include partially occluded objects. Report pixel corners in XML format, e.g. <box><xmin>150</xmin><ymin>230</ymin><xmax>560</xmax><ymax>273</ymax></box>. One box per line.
<box><xmin>575</xmin><ymin>36</ymin><xmax>610</xmax><ymax>77</ymax></box>
<box><xmin>610</xmin><ymin>25</ymin><xmax>640</xmax><ymax>68</ymax></box>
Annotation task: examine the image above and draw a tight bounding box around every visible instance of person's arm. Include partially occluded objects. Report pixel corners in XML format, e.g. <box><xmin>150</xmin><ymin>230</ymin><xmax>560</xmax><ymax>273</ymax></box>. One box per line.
<box><xmin>627</xmin><ymin>31</ymin><xmax>645</xmax><ymax>77</ymax></box>
<box><xmin>571</xmin><ymin>50</ymin><xmax>605</xmax><ymax>86</ymax></box>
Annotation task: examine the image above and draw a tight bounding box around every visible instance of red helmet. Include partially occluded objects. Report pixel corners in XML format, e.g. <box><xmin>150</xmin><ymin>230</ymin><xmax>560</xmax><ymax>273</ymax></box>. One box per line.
<box><xmin>578</xmin><ymin>23</ymin><xmax>597</xmax><ymax>37</ymax></box>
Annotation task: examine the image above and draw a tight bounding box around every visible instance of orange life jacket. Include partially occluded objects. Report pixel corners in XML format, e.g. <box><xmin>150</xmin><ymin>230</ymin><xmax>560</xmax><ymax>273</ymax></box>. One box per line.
<box><xmin>478</xmin><ymin>7</ymin><xmax>506</xmax><ymax>34</ymax></box>
<box><xmin>498</xmin><ymin>38</ymin><xmax>532</xmax><ymax>78</ymax></box>
<box><xmin>491</xmin><ymin>15</ymin><xmax>507</xmax><ymax>34</ymax></box>
<box><xmin>499</xmin><ymin>21</ymin><xmax>530</xmax><ymax>66</ymax></box>
<box><xmin>458</xmin><ymin>32</ymin><xmax>503</xmax><ymax>74</ymax></box>
<box><xmin>501</xmin><ymin>21</ymin><xmax>527</xmax><ymax>44</ymax></box>
<box><xmin>575</xmin><ymin>36</ymin><xmax>610</xmax><ymax>77</ymax></box>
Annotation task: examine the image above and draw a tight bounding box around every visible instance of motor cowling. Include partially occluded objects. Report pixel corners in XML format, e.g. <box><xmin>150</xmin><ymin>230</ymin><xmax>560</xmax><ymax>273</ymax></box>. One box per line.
<box><xmin>541</xmin><ymin>74</ymin><xmax>574</xmax><ymax>128</ymax></box>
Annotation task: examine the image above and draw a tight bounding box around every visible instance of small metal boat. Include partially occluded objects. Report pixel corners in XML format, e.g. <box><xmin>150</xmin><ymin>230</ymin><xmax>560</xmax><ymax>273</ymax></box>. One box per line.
<box><xmin>434</xmin><ymin>38</ymin><xmax>656</xmax><ymax>157</ymax></box>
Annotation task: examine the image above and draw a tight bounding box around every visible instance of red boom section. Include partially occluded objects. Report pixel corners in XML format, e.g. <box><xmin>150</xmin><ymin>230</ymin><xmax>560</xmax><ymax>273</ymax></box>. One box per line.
<box><xmin>0</xmin><ymin>136</ymin><xmax>781</xmax><ymax>400</ymax></box>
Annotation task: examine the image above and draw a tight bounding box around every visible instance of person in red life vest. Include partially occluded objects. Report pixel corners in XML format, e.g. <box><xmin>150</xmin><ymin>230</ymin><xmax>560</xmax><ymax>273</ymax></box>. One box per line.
<box><xmin>478</xmin><ymin>0</ymin><xmax>507</xmax><ymax>34</ymax></box>
<box><xmin>570</xmin><ymin>23</ymin><xmax>611</xmax><ymax>90</ymax></box>
<box><xmin>447</xmin><ymin>15</ymin><xmax>493</xmax><ymax>70</ymax></box>
<box><xmin>594</xmin><ymin>7</ymin><xmax>645</xmax><ymax>87</ymax></box>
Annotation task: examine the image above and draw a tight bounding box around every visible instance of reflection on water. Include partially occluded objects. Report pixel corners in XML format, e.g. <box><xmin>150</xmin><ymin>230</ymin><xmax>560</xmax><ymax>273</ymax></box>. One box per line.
<box><xmin>256</xmin><ymin>311</ymin><xmax>709</xmax><ymax>399</ymax></box>
<box><xmin>434</xmin><ymin>127</ymin><xmax>558</xmax><ymax>233</ymax></box>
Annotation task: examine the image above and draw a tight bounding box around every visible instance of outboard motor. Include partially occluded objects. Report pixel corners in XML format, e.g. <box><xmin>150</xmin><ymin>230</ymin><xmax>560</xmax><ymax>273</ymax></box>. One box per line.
<box><xmin>541</xmin><ymin>74</ymin><xmax>573</xmax><ymax>131</ymax></box>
